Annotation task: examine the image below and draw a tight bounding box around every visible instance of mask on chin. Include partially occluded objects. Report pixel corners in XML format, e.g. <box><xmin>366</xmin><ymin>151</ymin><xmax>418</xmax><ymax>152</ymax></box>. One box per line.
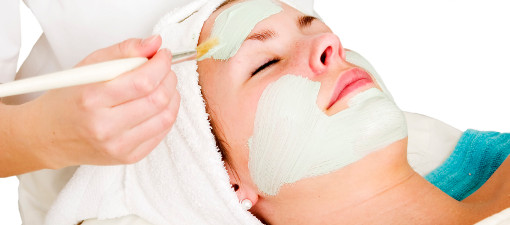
<box><xmin>248</xmin><ymin>74</ymin><xmax>407</xmax><ymax>196</ymax></box>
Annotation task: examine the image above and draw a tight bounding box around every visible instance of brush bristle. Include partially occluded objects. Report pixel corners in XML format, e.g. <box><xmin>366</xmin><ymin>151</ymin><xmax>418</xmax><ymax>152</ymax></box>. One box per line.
<box><xmin>196</xmin><ymin>38</ymin><xmax>219</xmax><ymax>58</ymax></box>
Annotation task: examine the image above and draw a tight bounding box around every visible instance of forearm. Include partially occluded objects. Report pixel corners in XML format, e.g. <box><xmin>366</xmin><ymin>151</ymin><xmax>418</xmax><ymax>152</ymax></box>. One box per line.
<box><xmin>0</xmin><ymin>102</ymin><xmax>52</xmax><ymax>177</ymax></box>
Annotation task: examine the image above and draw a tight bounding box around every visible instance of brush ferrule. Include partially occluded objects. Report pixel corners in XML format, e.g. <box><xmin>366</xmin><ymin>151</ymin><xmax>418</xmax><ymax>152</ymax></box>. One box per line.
<box><xmin>171</xmin><ymin>51</ymin><xmax>198</xmax><ymax>64</ymax></box>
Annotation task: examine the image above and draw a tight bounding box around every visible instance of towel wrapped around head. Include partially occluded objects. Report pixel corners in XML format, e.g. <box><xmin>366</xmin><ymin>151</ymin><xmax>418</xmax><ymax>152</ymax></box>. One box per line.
<box><xmin>45</xmin><ymin>1</ymin><xmax>261</xmax><ymax>224</ymax></box>
<box><xmin>45</xmin><ymin>0</ymin><xmax>391</xmax><ymax>224</ymax></box>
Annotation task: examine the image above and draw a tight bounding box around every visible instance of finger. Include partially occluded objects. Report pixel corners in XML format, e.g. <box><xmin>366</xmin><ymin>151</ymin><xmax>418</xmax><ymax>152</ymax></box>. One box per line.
<box><xmin>123</xmin><ymin>128</ymin><xmax>170</xmax><ymax>164</ymax></box>
<box><xmin>107</xmin><ymin>72</ymin><xmax>177</xmax><ymax>132</ymax></box>
<box><xmin>76</xmin><ymin>35</ymin><xmax>162</xmax><ymax>67</ymax></box>
<box><xmin>95</xmin><ymin>49</ymin><xmax>173</xmax><ymax>106</ymax></box>
<box><xmin>115</xmin><ymin>94</ymin><xmax>180</xmax><ymax>163</ymax></box>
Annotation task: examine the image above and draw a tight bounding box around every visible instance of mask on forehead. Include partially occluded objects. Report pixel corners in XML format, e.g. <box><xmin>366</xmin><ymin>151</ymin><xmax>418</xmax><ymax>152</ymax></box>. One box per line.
<box><xmin>199</xmin><ymin>0</ymin><xmax>283</xmax><ymax>61</ymax></box>
<box><xmin>248</xmin><ymin>75</ymin><xmax>407</xmax><ymax>196</ymax></box>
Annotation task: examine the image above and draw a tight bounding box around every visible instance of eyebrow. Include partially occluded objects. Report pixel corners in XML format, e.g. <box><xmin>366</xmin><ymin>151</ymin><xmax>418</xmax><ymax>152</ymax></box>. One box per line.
<box><xmin>245</xmin><ymin>15</ymin><xmax>318</xmax><ymax>42</ymax></box>
<box><xmin>246</xmin><ymin>30</ymin><xmax>277</xmax><ymax>41</ymax></box>
<box><xmin>298</xmin><ymin>15</ymin><xmax>317</xmax><ymax>28</ymax></box>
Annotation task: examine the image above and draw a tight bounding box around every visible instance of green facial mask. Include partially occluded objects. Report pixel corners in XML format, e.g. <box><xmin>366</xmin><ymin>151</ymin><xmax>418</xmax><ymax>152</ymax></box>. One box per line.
<box><xmin>198</xmin><ymin>0</ymin><xmax>283</xmax><ymax>61</ymax></box>
<box><xmin>248</xmin><ymin>75</ymin><xmax>408</xmax><ymax>196</ymax></box>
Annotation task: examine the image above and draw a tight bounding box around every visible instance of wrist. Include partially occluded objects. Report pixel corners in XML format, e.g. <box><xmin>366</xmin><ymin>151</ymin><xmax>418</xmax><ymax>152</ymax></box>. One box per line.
<box><xmin>0</xmin><ymin>103</ymin><xmax>48</xmax><ymax>176</ymax></box>
<box><xmin>5</xmin><ymin>100</ymin><xmax>63</xmax><ymax>174</ymax></box>
<box><xmin>22</xmin><ymin>97</ymin><xmax>70</xmax><ymax>170</ymax></box>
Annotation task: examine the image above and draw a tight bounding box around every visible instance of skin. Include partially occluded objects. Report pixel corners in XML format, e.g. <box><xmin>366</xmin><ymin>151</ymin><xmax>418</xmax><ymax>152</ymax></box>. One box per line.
<box><xmin>198</xmin><ymin>1</ymin><xmax>510</xmax><ymax>224</ymax></box>
<box><xmin>0</xmin><ymin>35</ymin><xmax>180</xmax><ymax>177</ymax></box>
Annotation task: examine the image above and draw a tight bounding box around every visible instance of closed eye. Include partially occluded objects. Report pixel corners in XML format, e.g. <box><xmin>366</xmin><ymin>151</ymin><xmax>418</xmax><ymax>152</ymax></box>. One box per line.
<box><xmin>251</xmin><ymin>58</ymin><xmax>280</xmax><ymax>76</ymax></box>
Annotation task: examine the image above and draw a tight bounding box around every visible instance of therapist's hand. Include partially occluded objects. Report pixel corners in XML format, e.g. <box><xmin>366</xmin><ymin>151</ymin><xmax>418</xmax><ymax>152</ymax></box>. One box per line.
<box><xmin>26</xmin><ymin>35</ymin><xmax>180</xmax><ymax>169</ymax></box>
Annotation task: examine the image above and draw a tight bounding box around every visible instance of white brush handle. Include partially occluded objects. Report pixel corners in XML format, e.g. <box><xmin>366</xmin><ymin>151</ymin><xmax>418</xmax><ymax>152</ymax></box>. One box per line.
<box><xmin>0</xmin><ymin>57</ymin><xmax>148</xmax><ymax>98</ymax></box>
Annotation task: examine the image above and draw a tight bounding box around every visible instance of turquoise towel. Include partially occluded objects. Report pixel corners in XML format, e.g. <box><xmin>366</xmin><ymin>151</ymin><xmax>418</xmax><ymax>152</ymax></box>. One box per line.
<box><xmin>425</xmin><ymin>129</ymin><xmax>510</xmax><ymax>201</ymax></box>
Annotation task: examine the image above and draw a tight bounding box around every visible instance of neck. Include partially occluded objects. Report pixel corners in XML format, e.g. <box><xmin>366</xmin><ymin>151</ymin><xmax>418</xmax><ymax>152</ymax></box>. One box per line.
<box><xmin>255</xmin><ymin>138</ymin><xmax>483</xmax><ymax>225</ymax></box>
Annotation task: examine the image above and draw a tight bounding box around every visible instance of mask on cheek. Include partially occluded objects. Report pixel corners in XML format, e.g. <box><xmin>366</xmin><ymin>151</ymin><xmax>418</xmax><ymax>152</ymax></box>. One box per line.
<box><xmin>248</xmin><ymin>75</ymin><xmax>408</xmax><ymax>196</ymax></box>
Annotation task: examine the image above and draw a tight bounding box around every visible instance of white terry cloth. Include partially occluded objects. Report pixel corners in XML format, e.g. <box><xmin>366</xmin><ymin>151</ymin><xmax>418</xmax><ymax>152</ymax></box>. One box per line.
<box><xmin>45</xmin><ymin>0</ymin><xmax>310</xmax><ymax>224</ymax></box>
<box><xmin>45</xmin><ymin>1</ymin><xmax>260</xmax><ymax>225</ymax></box>
<box><xmin>475</xmin><ymin>208</ymin><xmax>510</xmax><ymax>225</ymax></box>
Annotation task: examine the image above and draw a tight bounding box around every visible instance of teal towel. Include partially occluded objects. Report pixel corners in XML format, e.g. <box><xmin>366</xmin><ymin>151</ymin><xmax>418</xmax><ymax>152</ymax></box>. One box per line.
<box><xmin>425</xmin><ymin>129</ymin><xmax>510</xmax><ymax>201</ymax></box>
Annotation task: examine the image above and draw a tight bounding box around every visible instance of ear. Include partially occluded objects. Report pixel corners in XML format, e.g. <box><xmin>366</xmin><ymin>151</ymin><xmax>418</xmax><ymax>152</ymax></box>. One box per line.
<box><xmin>225</xmin><ymin>164</ymin><xmax>260</xmax><ymax>210</ymax></box>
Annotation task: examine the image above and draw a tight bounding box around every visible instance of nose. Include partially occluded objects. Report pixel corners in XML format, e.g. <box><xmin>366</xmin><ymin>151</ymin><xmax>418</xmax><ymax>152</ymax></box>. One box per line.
<box><xmin>308</xmin><ymin>33</ymin><xmax>346</xmax><ymax>75</ymax></box>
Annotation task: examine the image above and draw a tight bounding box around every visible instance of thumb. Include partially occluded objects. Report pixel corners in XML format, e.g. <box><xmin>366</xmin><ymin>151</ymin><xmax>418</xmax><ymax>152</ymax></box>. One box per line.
<box><xmin>77</xmin><ymin>35</ymin><xmax>162</xmax><ymax>67</ymax></box>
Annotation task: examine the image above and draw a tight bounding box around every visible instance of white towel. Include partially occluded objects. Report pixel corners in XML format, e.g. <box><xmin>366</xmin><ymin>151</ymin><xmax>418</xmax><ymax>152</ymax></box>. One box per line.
<box><xmin>45</xmin><ymin>1</ymin><xmax>261</xmax><ymax>224</ymax></box>
<box><xmin>44</xmin><ymin>1</ymin><xmax>392</xmax><ymax>224</ymax></box>
<box><xmin>45</xmin><ymin>0</ymin><xmax>313</xmax><ymax>224</ymax></box>
<box><xmin>476</xmin><ymin>208</ymin><xmax>510</xmax><ymax>225</ymax></box>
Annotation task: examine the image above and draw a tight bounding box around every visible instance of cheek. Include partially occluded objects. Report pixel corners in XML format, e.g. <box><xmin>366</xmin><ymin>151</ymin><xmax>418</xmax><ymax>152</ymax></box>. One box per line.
<box><xmin>213</xmin><ymin>90</ymin><xmax>260</xmax><ymax>156</ymax></box>
<box><xmin>221</xmin><ymin>82</ymin><xmax>272</xmax><ymax>167</ymax></box>
<box><xmin>248</xmin><ymin>75</ymin><xmax>408</xmax><ymax>196</ymax></box>
<box><xmin>234</xmin><ymin>91</ymin><xmax>263</xmax><ymax>140</ymax></box>
<box><xmin>284</xmin><ymin>49</ymin><xmax>315</xmax><ymax>77</ymax></box>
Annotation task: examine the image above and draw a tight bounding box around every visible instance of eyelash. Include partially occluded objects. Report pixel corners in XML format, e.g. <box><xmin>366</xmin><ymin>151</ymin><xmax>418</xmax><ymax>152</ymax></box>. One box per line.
<box><xmin>251</xmin><ymin>58</ymin><xmax>281</xmax><ymax>76</ymax></box>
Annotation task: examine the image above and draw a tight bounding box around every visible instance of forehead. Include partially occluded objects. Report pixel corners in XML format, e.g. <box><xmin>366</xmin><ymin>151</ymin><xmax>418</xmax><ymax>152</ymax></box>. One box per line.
<box><xmin>199</xmin><ymin>0</ymin><xmax>298</xmax><ymax>43</ymax></box>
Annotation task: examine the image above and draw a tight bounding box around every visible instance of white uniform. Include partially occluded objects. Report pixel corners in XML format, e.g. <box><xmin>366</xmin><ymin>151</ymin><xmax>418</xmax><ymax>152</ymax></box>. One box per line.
<box><xmin>0</xmin><ymin>1</ymin><xmax>315</xmax><ymax>224</ymax></box>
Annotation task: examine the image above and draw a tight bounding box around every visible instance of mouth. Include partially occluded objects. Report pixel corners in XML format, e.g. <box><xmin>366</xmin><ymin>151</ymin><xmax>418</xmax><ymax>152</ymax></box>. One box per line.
<box><xmin>327</xmin><ymin>68</ymin><xmax>375</xmax><ymax>109</ymax></box>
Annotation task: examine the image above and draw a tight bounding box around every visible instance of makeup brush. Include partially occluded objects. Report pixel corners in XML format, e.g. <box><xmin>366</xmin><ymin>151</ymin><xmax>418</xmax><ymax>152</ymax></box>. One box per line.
<box><xmin>0</xmin><ymin>38</ymin><xmax>219</xmax><ymax>98</ymax></box>
<box><xmin>172</xmin><ymin>37</ymin><xmax>219</xmax><ymax>63</ymax></box>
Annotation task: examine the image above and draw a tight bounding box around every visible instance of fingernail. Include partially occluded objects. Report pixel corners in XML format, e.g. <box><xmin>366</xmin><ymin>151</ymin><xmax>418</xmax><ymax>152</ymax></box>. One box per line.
<box><xmin>142</xmin><ymin>34</ymin><xmax>159</xmax><ymax>47</ymax></box>
<box><xmin>159</xmin><ymin>48</ymin><xmax>172</xmax><ymax>59</ymax></box>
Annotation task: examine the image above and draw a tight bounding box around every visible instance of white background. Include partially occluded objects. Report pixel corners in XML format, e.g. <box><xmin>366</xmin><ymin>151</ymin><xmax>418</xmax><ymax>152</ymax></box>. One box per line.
<box><xmin>1</xmin><ymin>1</ymin><xmax>509</xmax><ymax>224</ymax></box>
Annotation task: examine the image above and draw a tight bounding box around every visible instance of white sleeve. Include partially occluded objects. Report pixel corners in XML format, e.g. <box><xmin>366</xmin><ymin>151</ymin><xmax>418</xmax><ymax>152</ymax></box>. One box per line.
<box><xmin>0</xmin><ymin>0</ymin><xmax>21</xmax><ymax>83</ymax></box>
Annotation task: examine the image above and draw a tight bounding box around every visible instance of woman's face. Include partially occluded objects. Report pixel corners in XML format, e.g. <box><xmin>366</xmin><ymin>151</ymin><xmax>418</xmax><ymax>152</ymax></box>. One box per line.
<box><xmin>198</xmin><ymin>0</ymin><xmax>382</xmax><ymax>207</ymax></box>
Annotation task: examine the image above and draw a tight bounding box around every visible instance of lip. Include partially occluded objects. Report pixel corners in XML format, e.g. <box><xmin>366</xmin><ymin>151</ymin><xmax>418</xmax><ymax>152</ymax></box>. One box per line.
<box><xmin>327</xmin><ymin>68</ymin><xmax>375</xmax><ymax>109</ymax></box>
